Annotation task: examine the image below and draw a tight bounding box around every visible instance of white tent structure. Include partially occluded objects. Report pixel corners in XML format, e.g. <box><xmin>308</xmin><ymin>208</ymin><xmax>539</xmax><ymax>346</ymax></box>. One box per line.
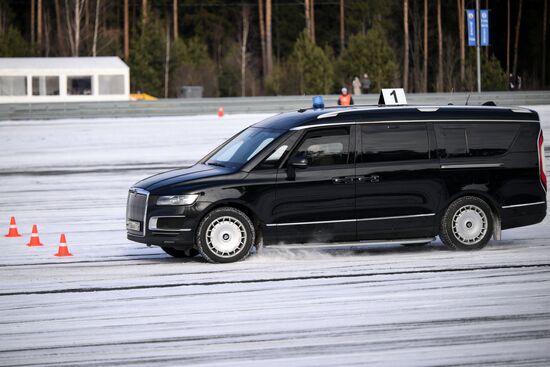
<box><xmin>0</xmin><ymin>57</ymin><xmax>130</xmax><ymax>103</ymax></box>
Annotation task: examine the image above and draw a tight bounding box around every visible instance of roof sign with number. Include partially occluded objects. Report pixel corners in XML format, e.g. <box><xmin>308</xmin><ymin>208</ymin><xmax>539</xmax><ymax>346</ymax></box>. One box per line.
<box><xmin>378</xmin><ymin>88</ymin><xmax>407</xmax><ymax>106</ymax></box>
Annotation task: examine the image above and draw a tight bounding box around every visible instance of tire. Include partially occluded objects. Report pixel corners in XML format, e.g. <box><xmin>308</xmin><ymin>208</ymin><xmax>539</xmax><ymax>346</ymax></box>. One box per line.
<box><xmin>439</xmin><ymin>196</ymin><xmax>493</xmax><ymax>251</ymax></box>
<box><xmin>161</xmin><ymin>246</ymin><xmax>199</xmax><ymax>258</ymax></box>
<box><xmin>196</xmin><ymin>207</ymin><xmax>255</xmax><ymax>263</ymax></box>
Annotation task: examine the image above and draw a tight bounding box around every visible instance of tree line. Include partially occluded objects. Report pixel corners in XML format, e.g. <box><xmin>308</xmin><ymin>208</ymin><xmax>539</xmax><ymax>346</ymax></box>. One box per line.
<box><xmin>0</xmin><ymin>0</ymin><xmax>548</xmax><ymax>97</ymax></box>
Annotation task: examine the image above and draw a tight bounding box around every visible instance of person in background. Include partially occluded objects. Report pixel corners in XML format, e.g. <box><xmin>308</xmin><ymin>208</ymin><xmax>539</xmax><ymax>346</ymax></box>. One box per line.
<box><xmin>361</xmin><ymin>73</ymin><xmax>371</xmax><ymax>94</ymax></box>
<box><xmin>337</xmin><ymin>87</ymin><xmax>354</xmax><ymax>106</ymax></box>
<box><xmin>509</xmin><ymin>73</ymin><xmax>515</xmax><ymax>90</ymax></box>
<box><xmin>352</xmin><ymin>76</ymin><xmax>362</xmax><ymax>95</ymax></box>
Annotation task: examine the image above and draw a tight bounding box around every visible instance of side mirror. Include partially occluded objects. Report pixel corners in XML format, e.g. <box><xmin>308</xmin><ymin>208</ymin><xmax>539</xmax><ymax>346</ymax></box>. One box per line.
<box><xmin>288</xmin><ymin>156</ymin><xmax>308</xmax><ymax>169</ymax></box>
<box><xmin>286</xmin><ymin>156</ymin><xmax>308</xmax><ymax>181</ymax></box>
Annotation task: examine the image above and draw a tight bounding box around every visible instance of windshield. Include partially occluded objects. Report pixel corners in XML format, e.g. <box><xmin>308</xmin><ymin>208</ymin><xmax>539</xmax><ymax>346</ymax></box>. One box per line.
<box><xmin>206</xmin><ymin>127</ymin><xmax>284</xmax><ymax>169</ymax></box>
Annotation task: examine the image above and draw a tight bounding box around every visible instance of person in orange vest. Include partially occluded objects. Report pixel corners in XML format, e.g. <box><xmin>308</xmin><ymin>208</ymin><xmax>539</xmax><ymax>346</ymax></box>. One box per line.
<box><xmin>337</xmin><ymin>87</ymin><xmax>354</xmax><ymax>106</ymax></box>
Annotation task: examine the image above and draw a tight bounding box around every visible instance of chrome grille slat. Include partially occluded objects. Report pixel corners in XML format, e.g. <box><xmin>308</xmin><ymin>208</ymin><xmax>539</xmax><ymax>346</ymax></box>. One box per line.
<box><xmin>126</xmin><ymin>188</ymin><xmax>149</xmax><ymax>237</ymax></box>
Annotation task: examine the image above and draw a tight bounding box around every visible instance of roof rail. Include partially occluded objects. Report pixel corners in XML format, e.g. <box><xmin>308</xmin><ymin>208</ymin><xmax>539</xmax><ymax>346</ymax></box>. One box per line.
<box><xmin>317</xmin><ymin>107</ymin><xmax>378</xmax><ymax>119</ymax></box>
<box><xmin>315</xmin><ymin>104</ymin><xmax>529</xmax><ymax>120</ymax></box>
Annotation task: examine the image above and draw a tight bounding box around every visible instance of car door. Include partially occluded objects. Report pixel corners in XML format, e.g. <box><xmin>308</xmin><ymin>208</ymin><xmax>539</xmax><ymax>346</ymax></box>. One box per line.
<box><xmin>355</xmin><ymin>122</ymin><xmax>442</xmax><ymax>240</ymax></box>
<box><xmin>270</xmin><ymin>126</ymin><xmax>357</xmax><ymax>244</ymax></box>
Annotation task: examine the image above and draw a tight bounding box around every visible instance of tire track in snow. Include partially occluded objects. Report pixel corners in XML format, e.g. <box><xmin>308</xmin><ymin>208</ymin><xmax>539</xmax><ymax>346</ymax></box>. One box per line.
<box><xmin>1</xmin><ymin>262</ymin><xmax>548</xmax><ymax>297</ymax></box>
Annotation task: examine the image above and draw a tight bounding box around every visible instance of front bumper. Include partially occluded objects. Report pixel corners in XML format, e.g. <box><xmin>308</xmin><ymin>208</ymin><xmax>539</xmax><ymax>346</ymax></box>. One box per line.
<box><xmin>127</xmin><ymin>230</ymin><xmax>195</xmax><ymax>248</ymax></box>
<box><xmin>126</xmin><ymin>188</ymin><xmax>200</xmax><ymax>249</ymax></box>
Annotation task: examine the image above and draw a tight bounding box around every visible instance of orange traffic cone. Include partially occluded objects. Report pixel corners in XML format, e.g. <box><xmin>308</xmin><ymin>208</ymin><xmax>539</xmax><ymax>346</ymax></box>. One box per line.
<box><xmin>54</xmin><ymin>234</ymin><xmax>73</xmax><ymax>257</ymax></box>
<box><xmin>217</xmin><ymin>107</ymin><xmax>224</xmax><ymax>117</ymax></box>
<box><xmin>5</xmin><ymin>216</ymin><xmax>22</xmax><ymax>237</ymax></box>
<box><xmin>26</xmin><ymin>224</ymin><xmax>44</xmax><ymax>247</ymax></box>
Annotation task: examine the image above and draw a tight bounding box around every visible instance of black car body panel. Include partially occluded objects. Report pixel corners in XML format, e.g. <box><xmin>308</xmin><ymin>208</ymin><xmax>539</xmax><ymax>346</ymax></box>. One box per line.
<box><xmin>127</xmin><ymin>105</ymin><xmax>546</xmax><ymax>249</ymax></box>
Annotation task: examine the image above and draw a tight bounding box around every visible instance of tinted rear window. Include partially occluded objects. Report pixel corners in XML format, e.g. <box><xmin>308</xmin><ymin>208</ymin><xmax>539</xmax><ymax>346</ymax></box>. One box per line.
<box><xmin>359</xmin><ymin>123</ymin><xmax>429</xmax><ymax>163</ymax></box>
<box><xmin>436</xmin><ymin>123</ymin><xmax>519</xmax><ymax>158</ymax></box>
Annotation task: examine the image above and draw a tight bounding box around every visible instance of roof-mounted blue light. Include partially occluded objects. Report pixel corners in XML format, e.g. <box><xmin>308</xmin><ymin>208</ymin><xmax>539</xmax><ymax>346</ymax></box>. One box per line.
<box><xmin>312</xmin><ymin>95</ymin><xmax>324</xmax><ymax>110</ymax></box>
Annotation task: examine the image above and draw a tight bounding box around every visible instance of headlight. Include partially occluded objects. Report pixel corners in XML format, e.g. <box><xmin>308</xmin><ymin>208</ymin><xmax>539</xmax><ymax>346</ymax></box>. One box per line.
<box><xmin>156</xmin><ymin>194</ymin><xmax>199</xmax><ymax>206</ymax></box>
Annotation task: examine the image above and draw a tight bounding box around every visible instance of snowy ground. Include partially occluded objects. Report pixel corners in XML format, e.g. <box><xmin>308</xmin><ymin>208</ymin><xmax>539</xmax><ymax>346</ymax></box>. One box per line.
<box><xmin>1</xmin><ymin>107</ymin><xmax>550</xmax><ymax>366</ymax></box>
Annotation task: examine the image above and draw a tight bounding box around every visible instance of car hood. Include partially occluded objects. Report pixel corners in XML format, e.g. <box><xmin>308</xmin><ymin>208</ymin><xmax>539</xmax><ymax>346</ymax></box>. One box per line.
<box><xmin>133</xmin><ymin>163</ymin><xmax>233</xmax><ymax>192</ymax></box>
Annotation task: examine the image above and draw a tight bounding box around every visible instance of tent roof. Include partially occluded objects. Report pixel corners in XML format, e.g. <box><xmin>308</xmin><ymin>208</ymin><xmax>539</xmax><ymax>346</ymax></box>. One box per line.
<box><xmin>0</xmin><ymin>57</ymin><xmax>128</xmax><ymax>71</ymax></box>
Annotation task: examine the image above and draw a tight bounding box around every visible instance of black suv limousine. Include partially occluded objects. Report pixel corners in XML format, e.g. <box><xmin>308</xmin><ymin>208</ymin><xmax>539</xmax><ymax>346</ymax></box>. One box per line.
<box><xmin>127</xmin><ymin>105</ymin><xmax>546</xmax><ymax>263</ymax></box>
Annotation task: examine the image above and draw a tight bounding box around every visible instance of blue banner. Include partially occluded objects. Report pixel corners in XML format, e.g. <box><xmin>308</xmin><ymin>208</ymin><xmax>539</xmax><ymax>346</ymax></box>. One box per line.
<box><xmin>466</xmin><ymin>9</ymin><xmax>476</xmax><ymax>46</ymax></box>
<box><xmin>480</xmin><ymin>10</ymin><xmax>489</xmax><ymax>46</ymax></box>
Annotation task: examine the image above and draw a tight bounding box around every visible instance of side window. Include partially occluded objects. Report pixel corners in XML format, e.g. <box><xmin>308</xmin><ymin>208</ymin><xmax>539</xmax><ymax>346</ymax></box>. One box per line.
<box><xmin>437</xmin><ymin>128</ymin><xmax>468</xmax><ymax>157</ymax></box>
<box><xmin>32</xmin><ymin>76</ymin><xmax>60</xmax><ymax>96</ymax></box>
<box><xmin>436</xmin><ymin>123</ymin><xmax>519</xmax><ymax>158</ymax></box>
<box><xmin>292</xmin><ymin>127</ymin><xmax>351</xmax><ymax>167</ymax></box>
<box><xmin>359</xmin><ymin>123</ymin><xmax>429</xmax><ymax>163</ymax></box>
<box><xmin>468</xmin><ymin>123</ymin><xmax>519</xmax><ymax>157</ymax></box>
<box><xmin>67</xmin><ymin>76</ymin><xmax>92</xmax><ymax>95</ymax></box>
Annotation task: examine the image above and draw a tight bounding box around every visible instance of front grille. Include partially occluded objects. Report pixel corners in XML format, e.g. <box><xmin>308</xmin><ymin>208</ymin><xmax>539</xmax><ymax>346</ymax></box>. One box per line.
<box><xmin>126</xmin><ymin>188</ymin><xmax>149</xmax><ymax>236</ymax></box>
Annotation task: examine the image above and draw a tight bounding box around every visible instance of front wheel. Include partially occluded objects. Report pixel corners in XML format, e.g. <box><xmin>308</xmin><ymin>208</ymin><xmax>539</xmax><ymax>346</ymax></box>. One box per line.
<box><xmin>196</xmin><ymin>207</ymin><xmax>255</xmax><ymax>263</ymax></box>
<box><xmin>439</xmin><ymin>196</ymin><xmax>493</xmax><ymax>251</ymax></box>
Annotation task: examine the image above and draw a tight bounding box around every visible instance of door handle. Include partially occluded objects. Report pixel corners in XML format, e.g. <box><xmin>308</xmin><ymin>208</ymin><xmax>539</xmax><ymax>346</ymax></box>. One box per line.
<box><xmin>357</xmin><ymin>175</ymin><xmax>380</xmax><ymax>183</ymax></box>
<box><xmin>332</xmin><ymin>176</ymin><xmax>354</xmax><ymax>184</ymax></box>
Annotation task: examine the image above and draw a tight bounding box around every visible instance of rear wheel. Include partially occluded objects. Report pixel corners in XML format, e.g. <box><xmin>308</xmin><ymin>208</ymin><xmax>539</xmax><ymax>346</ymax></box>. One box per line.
<box><xmin>196</xmin><ymin>207</ymin><xmax>255</xmax><ymax>263</ymax></box>
<box><xmin>440</xmin><ymin>196</ymin><xmax>493</xmax><ymax>251</ymax></box>
<box><xmin>161</xmin><ymin>246</ymin><xmax>199</xmax><ymax>258</ymax></box>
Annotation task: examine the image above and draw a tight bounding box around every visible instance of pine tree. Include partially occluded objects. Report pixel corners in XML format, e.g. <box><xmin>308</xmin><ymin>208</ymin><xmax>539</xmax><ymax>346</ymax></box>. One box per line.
<box><xmin>337</xmin><ymin>28</ymin><xmax>399</xmax><ymax>93</ymax></box>
<box><xmin>289</xmin><ymin>31</ymin><xmax>333</xmax><ymax>94</ymax></box>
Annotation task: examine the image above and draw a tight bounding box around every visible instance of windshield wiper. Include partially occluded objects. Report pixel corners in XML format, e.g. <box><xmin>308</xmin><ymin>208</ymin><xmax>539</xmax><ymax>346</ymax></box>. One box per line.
<box><xmin>207</xmin><ymin>162</ymin><xmax>226</xmax><ymax>167</ymax></box>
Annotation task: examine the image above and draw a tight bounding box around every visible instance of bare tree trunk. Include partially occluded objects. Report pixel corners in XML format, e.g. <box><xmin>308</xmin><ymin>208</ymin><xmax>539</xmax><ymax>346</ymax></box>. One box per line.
<box><xmin>74</xmin><ymin>0</ymin><xmax>81</xmax><ymax>56</ymax></box>
<box><xmin>512</xmin><ymin>0</ymin><xmax>523</xmax><ymax>79</ymax></box>
<box><xmin>0</xmin><ymin>4</ymin><xmax>4</xmax><ymax>33</ymax></box>
<box><xmin>304</xmin><ymin>0</ymin><xmax>310</xmax><ymax>38</ymax></box>
<box><xmin>142</xmin><ymin>0</ymin><xmax>147</xmax><ymax>25</ymax></box>
<box><xmin>164</xmin><ymin>20</ymin><xmax>170</xmax><ymax>98</ymax></box>
<box><xmin>543</xmin><ymin>0</ymin><xmax>548</xmax><ymax>86</ymax></box>
<box><xmin>84</xmin><ymin>0</ymin><xmax>90</xmax><ymax>33</ymax></box>
<box><xmin>31</xmin><ymin>0</ymin><xmax>35</xmax><ymax>44</ymax></box>
<box><xmin>173</xmin><ymin>0</ymin><xmax>178</xmax><ymax>41</ymax></box>
<box><xmin>240</xmin><ymin>4</ymin><xmax>250</xmax><ymax>97</ymax></box>
<box><xmin>64</xmin><ymin>0</ymin><xmax>74</xmax><ymax>54</ymax></box>
<box><xmin>266</xmin><ymin>0</ymin><xmax>273</xmax><ymax>75</ymax></box>
<box><xmin>436</xmin><ymin>0</ymin><xmax>443</xmax><ymax>92</ymax></box>
<box><xmin>339</xmin><ymin>0</ymin><xmax>345</xmax><ymax>54</ymax></box>
<box><xmin>506</xmin><ymin>0</ymin><xmax>510</xmax><ymax>78</ymax></box>
<box><xmin>258</xmin><ymin>0</ymin><xmax>267</xmax><ymax>77</ymax></box>
<box><xmin>403</xmin><ymin>0</ymin><xmax>409</xmax><ymax>91</ymax></box>
<box><xmin>411</xmin><ymin>1</ymin><xmax>422</xmax><ymax>92</ymax></box>
<box><xmin>54</xmin><ymin>0</ymin><xmax>63</xmax><ymax>52</ymax></box>
<box><xmin>458</xmin><ymin>0</ymin><xmax>465</xmax><ymax>86</ymax></box>
<box><xmin>92</xmin><ymin>0</ymin><xmax>100</xmax><ymax>56</ymax></box>
<box><xmin>44</xmin><ymin>7</ymin><xmax>50</xmax><ymax>56</ymax></box>
<box><xmin>423</xmin><ymin>0</ymin><xmax>428</xmax><ymax>92</ymax></box>
<box><xmin>485</xmin><ymin>0</ymin><xmax>489</xmax><ymax>57</ymax></box>
<box><xmin>124</xmin><ymin>0</ymin><xmax>129</xmax><ymax>61</ymax></box>
<box><xmin>310</xmin><ymin>0</ymin><xmax>315</xmax><ymax>44</ymax></box>
<box><xmin>37</xmin><ymin>0</ymin><xmax>42</xmax><ymax>47</ymax></box>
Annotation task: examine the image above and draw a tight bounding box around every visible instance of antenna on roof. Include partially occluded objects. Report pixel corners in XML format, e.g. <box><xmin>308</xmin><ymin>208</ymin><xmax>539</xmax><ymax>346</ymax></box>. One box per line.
<box><xmin>465</xmin><ymin>94</ymin><xmax>471</xmax><ymax>105</ymax></box>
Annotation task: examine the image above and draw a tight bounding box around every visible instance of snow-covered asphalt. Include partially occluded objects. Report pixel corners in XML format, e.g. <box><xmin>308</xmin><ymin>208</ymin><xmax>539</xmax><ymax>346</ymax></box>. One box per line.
<box><xmin>1</xmin><ymin>107</ymin><xmax>550</xmax><ymax>366</ymax></box>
